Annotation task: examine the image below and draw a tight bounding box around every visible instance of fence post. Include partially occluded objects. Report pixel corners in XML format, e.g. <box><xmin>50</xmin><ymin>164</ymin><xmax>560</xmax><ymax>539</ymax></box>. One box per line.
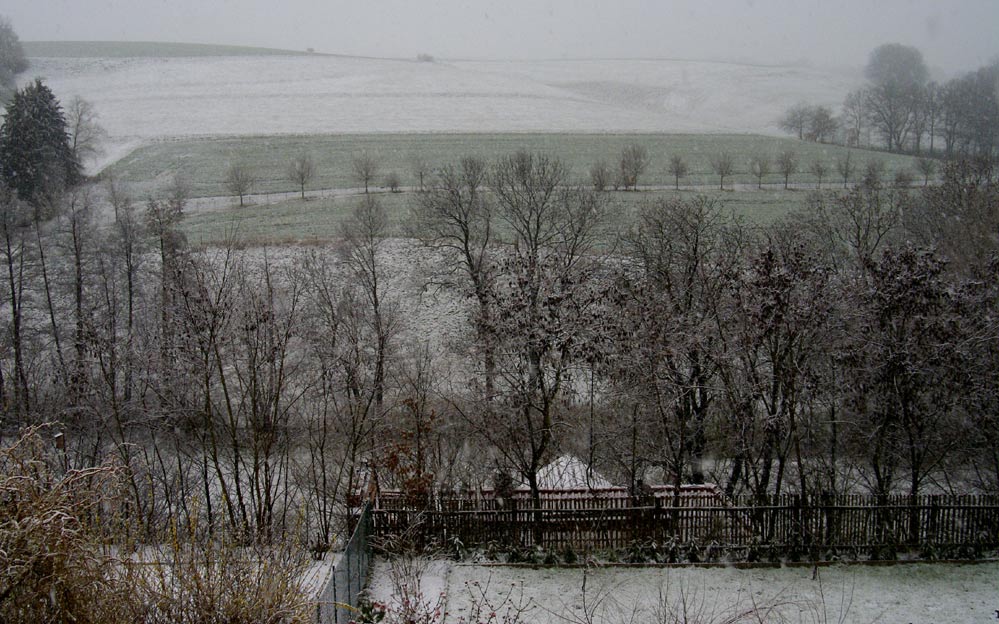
<box><xmin>928</xmin><ymin>495</ymin><xmax>938</xmax><ymax>549</ymax></box>
<box><xmin>792</xmin><ymin>494</ymin><xmax>801</xmax><ymax>552</ymax></box>
<box><xmin>907</xmin><ymin>495</ymin><xmax>920</xmax><ymax>547</ymax></box>
<box><xmin>820</xmin><ymin>491</ymin><xmax>833</xmax><ymax>548</ymax></box>
<box><xmin>331</xmin><ymin>565</ymin><xmax>338</xmax><ymax>624</ymax></box>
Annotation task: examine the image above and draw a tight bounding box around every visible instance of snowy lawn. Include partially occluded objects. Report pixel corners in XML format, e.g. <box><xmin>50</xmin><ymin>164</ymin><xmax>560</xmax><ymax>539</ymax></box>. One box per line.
<box><xmin>366</xmin><ymin>558</ymin><xmax>999</xmax><ymax>623</ymax></box>
<box><xmin>107</xmin><ymin>132</ymin><xmax>920</xmax><ymax>200</ymax></box>
<box><xmin>178</xmin><ymin>187</ymin><xmax>810</xmax><ymax>248</ymax></box>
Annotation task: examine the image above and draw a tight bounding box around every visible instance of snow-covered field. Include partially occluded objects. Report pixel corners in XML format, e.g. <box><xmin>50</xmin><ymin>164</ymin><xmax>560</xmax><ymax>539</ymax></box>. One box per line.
<box><xmin>21</xmin><ymin>54</ymin><xmax>861</xmax><ymax>170</ymax></box>
<box><xmin>367</xmin><ymin>558</ymin><xmax>998</xmax><ymax>623</ymax></box>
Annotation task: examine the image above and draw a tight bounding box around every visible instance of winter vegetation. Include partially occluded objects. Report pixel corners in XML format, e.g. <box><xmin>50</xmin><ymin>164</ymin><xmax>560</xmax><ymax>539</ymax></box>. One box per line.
<box><xmin>177</xmin><ymin>188</ymin><xmax>814</xmax><ymax>248</ymax></box>
<box><xmin>108</xmin><ymin>133</ymin><xmax>923</xmax><ymax>200</ymax></box>
<box><xmin>0</xmin><ymin>17</ymin><xmax>28</xmax><ymax>102</ymax></box>
<box><xmin>778</xmin><ymin>43</ymin><xmax>999</xmax><ymax>158</ymax></box>
<box><xmin>2</xmin><ymin>13</ymin><xmax>999</xmax><ymax>622</ymax></box>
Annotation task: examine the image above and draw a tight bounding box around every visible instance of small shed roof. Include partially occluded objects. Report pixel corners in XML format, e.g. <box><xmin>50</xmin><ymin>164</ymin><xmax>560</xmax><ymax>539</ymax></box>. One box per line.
<box><xmin>516</xmin><ymin>454</ymin><xmax>613</xmax><ymax>490</ymax></box>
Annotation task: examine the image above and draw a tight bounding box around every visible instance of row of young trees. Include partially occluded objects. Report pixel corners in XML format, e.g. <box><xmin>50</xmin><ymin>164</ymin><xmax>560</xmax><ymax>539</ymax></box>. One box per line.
<box><xmin>781</xmin><ymin>43</ymin><xmax>999</xmax><ymax>158</ymax></box>
<box><xmin>223</xmin><ymin>151</ymin><xmax>409</xmax><ymax>205</ymax></box>
<box><xmin>594</xmin><ymin>145</ymin><xmax>933</xmax><ymax>193</ymax></box>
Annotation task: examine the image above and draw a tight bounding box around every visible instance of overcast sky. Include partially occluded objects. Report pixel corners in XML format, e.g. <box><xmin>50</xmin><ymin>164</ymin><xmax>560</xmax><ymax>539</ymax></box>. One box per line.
<box><xmin>7</xmin><ymin>0</ymin><xmax>999</xmax><ymax>74</ymax></box>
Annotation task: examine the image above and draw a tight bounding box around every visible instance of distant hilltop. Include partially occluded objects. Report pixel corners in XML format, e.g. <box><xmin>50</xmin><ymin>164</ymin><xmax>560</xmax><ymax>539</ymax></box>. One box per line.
<box><xmin>22</xmin><ymin>40</ymin><xmax>322</xmax><ymax>58</ymax></box>
<box><xmin>19</xmin><ymin>52</ymin><xmax>861</xmax><ymax>138</ymax></box>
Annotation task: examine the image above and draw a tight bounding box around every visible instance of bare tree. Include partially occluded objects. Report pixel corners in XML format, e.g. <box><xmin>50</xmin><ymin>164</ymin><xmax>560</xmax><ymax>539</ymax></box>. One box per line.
<box><xmin>865</xmin><ymin>85</ymin><xmax>919</xmax><ymax>152</ymax></box>
<box><xmin>845</xmin><ymin>247</ymin><xmax>966</xmax><ymax>523</ymax></box>
<box><xmin>779</xmin><ymin>102</ymin><xmax>812</xmax><ymax>140</ymax></box>
<box><xmin>146</xmin><ymin>174</ymin><xmax>188</xmax><ymax>374</ymax></box>
<box><xmin>919</xmin><ymin>81</ymin><xmax>941</xmax><ymax>154</ymax></box>
<box><xmin>219</xmin><ymin>258</ymin><xmax>304</xmax><ymax>540</ymax></box>
<box><xmin>285</xmin><ymin>154</ymin><xmax>315</xmax><ymax>200</ymax></box>
<box><xmin>409</xmin><ymin>154</ymin><xmax>431</xmax><ymax>192</ymax></box>
<box><xmin>60</xmin><ymin>187</ymin><xmax>98</xmax><ymax>390</ymax></box>
<box><xmin>223</xmin><ymin>162</ymin><xmax>255</xmax><ymax>206</ymax></box>
<box><xmin>619</xmin><ymin>143</ymin><xmax>649</xmax><ymax>191</ymax></box>
<box><xmin>477</xmin><ymin>151</ymin><xmax>607</xmax><ymax>515</ymax></box>
<box><xmin>385</xmin><ymin>171</ymin><xmax>402</xmax><ymax>192</ymax></box>
<box><xmin>863</xmin><ymin>160</ymin><xmax>885</xmax><ymax>188</ymax></box>
<box><xmin>667</xmin><ymin>155</ymin><xmax>689</xmax><ymax>190</ymax></box>
<box><xmin>411</xmin><ymin>156</ymin><xmax>497</xmax><ymax>395</ymax></box>
<box><xmin>720</xmin><ymin>231</ymin><xmax>836</xmax><ymax>503</ymax></box>
<box><xmin>0</xmin><ymin>183</ymin><xmax>32</xmax><ymax>415</ymax></box>
<box><xmin>806</xmin><ymin>106</ymin><xmax>838</xmax><ymax>143</ymax></box>
<box><xmin>748</xmin><ymin>155</ymin><xmax>771</xmax><ymax>189</ymax></box>
<box><xmin>836</xmin><ymin>152</ymin><xmax>855</xmax><ymax>188</ymax></box>
<box><xmin>0</xmin><ymin>16</ymin><xmax>27</xmax><ymax>99</ymax></box>
<box><xmin>340</xmin><ymin>194</ymin><xmax>395</xmax><ymax>411</ymax></box>
<box><xmin>775</xmin><ymin>150</ymin><xmax>798</xmax><ymax>189</ymax></box>
<box><xmin>810</xmin><ymin>178</ymin><xmax>903</xmax><ymax>268</ymax></box>
<box><xmin>916</xmin><ymin>157</ymin><xmax>937</xmax><ymax>186</ymax></box>
<box><xmin>842</xmin><ymin>90</ymin><xmax>867</xmax><ymax>147</ymax></box>
<box><xmin>65</xmin><ymin>96</ymin><xmax>106</xmax><ymax>166</ymax></box>
<box><xmin>618</xmin><ymin>196</ymin><xmax>741</xmax><ymax>493</ymax></box>
<box><xmin>298</xmin><ymin>248</ymin><xmax>388</xmax><ymax>546</ymax></box>
<box><xmin>906</xmin><ymin>158</ymin><xmax>998</xmax><ymax>277</ymax></box>
<box><xmin>938</xmin><ymin>65</ymin><xmax>999</xmax><ymax>157</ymax></box>
<box><xmin>351</xmin><ymin>153</ymin><xmax>379</xmax><ymax>194</ymax></box>
<box><xmin>709</xmin><ymin>152</ymin><xmax>734</xmax><ymax>190</ymax></box>
<box><xmin>104</xmin><ymin>176</ymin><xmax>145</xmax><ymax>402</ymax></box>
<box><xmin>862</xmin><ymin>43</ymin><xmax>929</xmax><ymax>152</ymax></box>
<box><xmin>893</xmin><ymin>169</ymin><xmax>914</xmax><ymax>189</ymax></box>
<box><xmin>809</xmin><ymin>160</ymin><xmax>828</xmax><ymax>189</ymax></box>
<box><xmin>589</xmin><ymin>160</ymin><xmax>610</xmax><ymax>192</ymax></box>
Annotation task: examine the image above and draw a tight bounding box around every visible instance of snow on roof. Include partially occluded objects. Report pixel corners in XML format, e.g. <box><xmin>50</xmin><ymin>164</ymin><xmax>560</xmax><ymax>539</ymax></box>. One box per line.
<box><xmin>516</xmin><ymin>454</ymin><xmax>613</xmax><ymax>491</ymax></box>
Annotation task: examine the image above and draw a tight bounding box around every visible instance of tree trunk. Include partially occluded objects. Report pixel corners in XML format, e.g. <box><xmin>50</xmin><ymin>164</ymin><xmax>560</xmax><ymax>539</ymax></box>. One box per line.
<box><xmin>4</xmin><ymin>228</ymin><xmax>29</xmax><ymax>416</ymax></box>
<box><xmin>34</xmin><ymin>219</ymin><xmax>68</xmax><ymax>383</ymax></box>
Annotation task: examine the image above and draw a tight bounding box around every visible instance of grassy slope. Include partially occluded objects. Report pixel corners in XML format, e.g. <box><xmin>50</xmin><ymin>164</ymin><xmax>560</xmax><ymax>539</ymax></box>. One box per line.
<box><xmin>110</xmin><ymin>133</ymin><xmax>925</xmax><ymax>199</ymax></box>
<box><xmin>181</xmin><ymin>187</ymin><xmax>814</xmax><ymax>248</ymax></box>
<box><xmin>23</xmin><ymin>41</ymin><xmax>314</xmax><ymax>58</ymax></box>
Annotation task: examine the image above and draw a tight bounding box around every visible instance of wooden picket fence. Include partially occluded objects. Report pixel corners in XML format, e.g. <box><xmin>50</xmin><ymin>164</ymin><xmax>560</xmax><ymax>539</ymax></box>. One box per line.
<box><xmin>371</xmin><ymin>493</ymin><xmax>999</xmax><ymax>554</ymax></box>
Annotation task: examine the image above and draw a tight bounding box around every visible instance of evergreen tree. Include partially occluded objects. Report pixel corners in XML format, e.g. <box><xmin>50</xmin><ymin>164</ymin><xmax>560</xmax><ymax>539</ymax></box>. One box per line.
<box><xmin>0</xmin><ymin>79</ymin><xmax>81</xmax><ymax>203</ymax></box>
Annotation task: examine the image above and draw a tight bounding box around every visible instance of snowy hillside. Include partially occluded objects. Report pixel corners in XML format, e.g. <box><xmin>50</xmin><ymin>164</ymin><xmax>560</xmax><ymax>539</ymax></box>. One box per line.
<box><xmin>22</xmin><ymin>54</ymin><xmax>860</xmax><ymax>143</ymax></box>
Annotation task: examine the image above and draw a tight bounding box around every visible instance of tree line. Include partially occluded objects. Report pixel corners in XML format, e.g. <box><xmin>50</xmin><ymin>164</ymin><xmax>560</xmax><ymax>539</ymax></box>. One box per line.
<box><xmin>225</xmin><ymin>139</ymin><xmax>927</xmax><ymax>211</ymax></box>
<box><xmin>3</xmin><ymin>149</ymin><xmax>997</xmax><ymax>544</ymax></box>
<box><xmin>781</xmin><ymin>43</ymin><xmax>999</xmax><ymax>158</ymax></box>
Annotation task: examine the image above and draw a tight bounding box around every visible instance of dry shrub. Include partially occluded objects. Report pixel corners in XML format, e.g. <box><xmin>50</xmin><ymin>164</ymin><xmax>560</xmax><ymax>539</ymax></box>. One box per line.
<box><xmin>654</xmin><ymin>577</ymin><xmax>794</xmax><ymax>624</ymax></box>
<box><xmin>0</xmin><ymin>426</ymin><xmax>314</xmax><ymax>624</ymax></box>
<box><xmin>386</xmin><ymin>171</ymin><xmax>402</xmax><ymax>192</ymax></box>
<box><xmin>130</xmin><ymin>521</ymin><xmax>314</xmax><ymax>624</ymax></box>
<box><xmin>0</xmin><ymin>425</ymin><xmax>133</xmax><ymax>624</ymax></box>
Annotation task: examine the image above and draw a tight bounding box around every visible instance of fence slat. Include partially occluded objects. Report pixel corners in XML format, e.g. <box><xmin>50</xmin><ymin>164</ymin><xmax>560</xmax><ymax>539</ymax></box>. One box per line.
<box><xmin>371</xmin><ymin>494</ymin><xmax>999</xmax><ymax>557</ymax></box>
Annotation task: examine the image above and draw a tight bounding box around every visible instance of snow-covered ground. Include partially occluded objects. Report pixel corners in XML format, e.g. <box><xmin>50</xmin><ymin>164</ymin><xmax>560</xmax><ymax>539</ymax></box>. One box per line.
<box><xmin>21</xmin><ymin>54</ymin><xmax>860</xmax><ymax>165</ymax></box>
<box><xmin>367</xmin><ymin>558</ymin><xmax>998</xmax><ymax>623</ymax></box>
